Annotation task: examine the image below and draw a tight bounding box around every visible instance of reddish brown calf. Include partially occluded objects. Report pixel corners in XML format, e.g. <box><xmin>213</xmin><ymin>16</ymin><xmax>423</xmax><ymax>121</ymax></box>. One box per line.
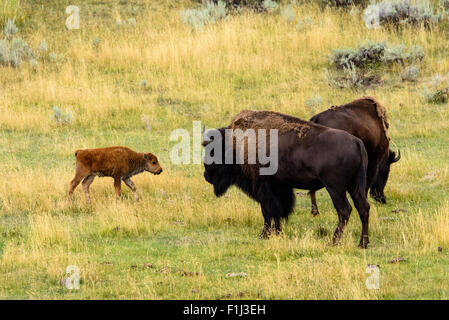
<box><xmin>68</xmin><ymin>146</ymin><xmax>162</xmax><ymax>203</ymax></box>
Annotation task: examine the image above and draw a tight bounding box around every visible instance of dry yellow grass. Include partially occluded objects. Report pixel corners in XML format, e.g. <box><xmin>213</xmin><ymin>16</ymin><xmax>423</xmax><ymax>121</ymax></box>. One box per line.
<box><xmin>0</xmin><ymin>0</ymin><xmax>448</xmax><ymax>299</ymax></box>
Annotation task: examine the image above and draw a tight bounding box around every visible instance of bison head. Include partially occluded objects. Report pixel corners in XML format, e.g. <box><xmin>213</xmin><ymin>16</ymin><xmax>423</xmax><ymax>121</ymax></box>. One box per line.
<box><xmin>144</xmin><ymin>153</ymin><xmax>163</xmax><ymax>175</ymax></box>
<box><xmin>202</xmin><ymin>127</ymin><xmax>236</xmax><ymax>197</ymax></box>
<box><xmin>370</xmin><ymin>149</ymin><xmax>400</xmax><ymax>203</ymax></box>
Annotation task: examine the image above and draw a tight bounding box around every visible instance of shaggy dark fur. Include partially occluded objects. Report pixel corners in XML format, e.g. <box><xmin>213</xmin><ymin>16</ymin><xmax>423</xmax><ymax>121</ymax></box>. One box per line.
<box><xmin>203</xmin><ymin>111</ymin><xmax>371</xmax><ymax>248</ymax></box>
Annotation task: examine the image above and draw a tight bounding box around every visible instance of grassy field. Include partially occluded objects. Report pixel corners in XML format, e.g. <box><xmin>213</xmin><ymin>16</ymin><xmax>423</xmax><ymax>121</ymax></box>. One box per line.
<box><xmin>1</xmin><ymin>0</ymin><xmax>449</xmax><ymax>299</ymax></box>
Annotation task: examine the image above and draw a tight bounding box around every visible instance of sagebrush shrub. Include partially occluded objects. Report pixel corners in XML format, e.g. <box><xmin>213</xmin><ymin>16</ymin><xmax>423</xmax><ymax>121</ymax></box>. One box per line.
<box><xmin>330</xmin><ymin>41</ymin><xmax>424</xmax><ymax>70</ymax></box>
<box><xmin>0</xmin><ymin>19</ymin><xmax>58</xmax><ymax>68</ymax></box>
<box><xmin>280</xmin><ymin>4</ymin><xmax>295</xmax><ymax>23</ymax></box>
<box><xmin>363</xmin><ymin>0</ymin><xmax>442</xmax><ymax>29</ymax></box>
<box><xmin>421</xmin><ymin>74</ymin><xmax>449</xmax><ymax>104</ymax></box>
<box><xmin>319</xmin><ymin>0</ymin><xmax>368</xmax><ymax>7</ymax></box>
<box><xmin>181</xmin><ymin>1</ymin><xmax>228</xmax><ymax>30</ymax></box>
<box><xmin>330</xmin><ymin>41</ymin><xmax>386</xmax><ymax>70</ymax></box>
<box><xmin>262</xmin><ymin>0</ymin><xmax>278</xmax><ymax>11</ymax></box>
<box><xmin>4</xmin><ymin>17</ymin><xmax>17</xmax><ymax>39</ymax></box>
<box><xmin>328</xmin><ymin>41</ymin><xmax>423</xmax><ymax>89</ymax></box>
<box><xmin>400</xmin><ymin>65</ymin><xmax>419</xmax><ymax>82</ymax></box>
<box><xmin>195</xmin><ymin>0</ymin><xmax>280</xmax><ymax>11</ymax></box>
<box><xmin>324</xmin><ymin>64</ymin><xmax>377</xmax><ymax>89</ymax></box>
<box><xmin>305</xmin><ymin>96</ymin><xmax>323</xmax><ymax>112</ymax></box>
<box><xmin>52</xmin><ymin>106</ymin><xmax>73</xmax><ymax>126</ymax></box>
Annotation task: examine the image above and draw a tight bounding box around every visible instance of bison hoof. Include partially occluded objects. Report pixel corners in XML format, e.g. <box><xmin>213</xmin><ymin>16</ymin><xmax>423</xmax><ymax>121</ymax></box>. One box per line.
<box><xmin>358</xmin><ymin>236</ymin><xmax>370</xmax><ymax>249</ymax></box>
<box><xmin>311</xmin><ymin>208</ymin><xmax>320</xmax><ymax>216</ymax></box>
<box><xmin>371</xmin><ymin>194</ymin><xmax>386</xmax><ymax>204</ymax></box>
<box><xmin>259</xmin><ymin>229</ymin><xmax>271</xmax><ymax>239</ymax></box>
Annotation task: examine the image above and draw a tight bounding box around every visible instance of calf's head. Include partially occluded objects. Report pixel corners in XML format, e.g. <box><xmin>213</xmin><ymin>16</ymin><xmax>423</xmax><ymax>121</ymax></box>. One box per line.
<box><xmin>144</xmin><ymin>153</ymin><xmax>163</xmax><ymax>175</ymax></box>
<box><xmin>202</xmin><ymin>127</ymin><xmax>235</xmax><ymax>197</ymax></box>
<box><xmin>370</xmin><ymin>149</ymin><xmax>400</xmax><ymax>203</ymax></box>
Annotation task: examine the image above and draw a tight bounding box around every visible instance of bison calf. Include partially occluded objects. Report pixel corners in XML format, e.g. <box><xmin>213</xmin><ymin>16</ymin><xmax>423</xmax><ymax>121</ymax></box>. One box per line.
<box><xmin>68</xmin><ymin>146</ymin><xmax>162</xmax><ymax>203</ymax></box>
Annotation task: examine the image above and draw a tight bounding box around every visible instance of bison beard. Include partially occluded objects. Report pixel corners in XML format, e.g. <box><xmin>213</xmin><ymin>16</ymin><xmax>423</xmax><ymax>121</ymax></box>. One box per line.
<box><xmin>203</xmin><ymin>110</ymin><xmax>371</xmax><ymax>248</ymax></box>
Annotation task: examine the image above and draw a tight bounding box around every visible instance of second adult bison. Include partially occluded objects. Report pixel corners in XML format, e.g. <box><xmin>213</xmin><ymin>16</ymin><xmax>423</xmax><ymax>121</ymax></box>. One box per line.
<box><xmin>202</xmin><ymin>110</ymin><xmax>371</xmax><ymax>248</ymax></box>
<box><xmin>308</xmin><ymin>97</ymin><xmax>400</xmax><ymax>216</ymax></box>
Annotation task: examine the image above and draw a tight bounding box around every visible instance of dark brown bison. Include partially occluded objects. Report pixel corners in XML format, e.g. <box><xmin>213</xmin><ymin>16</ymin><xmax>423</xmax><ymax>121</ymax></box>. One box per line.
<box><xmin>202</xmin><ymin>110</ymin><xmax>371</xmax><ymax>248</ymax></box>
<box><xmin>308</xmin><ymin>97</ymin><xmax>400</xmax><ymax>216</ymax></box>
<box><xmin>68</xmin><ymin>146</ymin><xmax>163</xmax><ymax>203</ymax></box>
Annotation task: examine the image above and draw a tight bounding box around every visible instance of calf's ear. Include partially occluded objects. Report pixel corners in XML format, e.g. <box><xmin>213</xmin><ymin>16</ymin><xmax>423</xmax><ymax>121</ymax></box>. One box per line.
<box><xmin>143</xmin><ymin>154</ymin><xmax>150</xmax><ymax>160</ymax></box>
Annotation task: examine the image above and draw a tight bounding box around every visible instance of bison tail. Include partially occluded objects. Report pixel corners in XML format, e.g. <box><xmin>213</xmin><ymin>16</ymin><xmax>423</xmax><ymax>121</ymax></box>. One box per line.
<box><xmin>355</xmin><ymin>140</ymin><xmax>368</xmax><ymax>197</ymax></box>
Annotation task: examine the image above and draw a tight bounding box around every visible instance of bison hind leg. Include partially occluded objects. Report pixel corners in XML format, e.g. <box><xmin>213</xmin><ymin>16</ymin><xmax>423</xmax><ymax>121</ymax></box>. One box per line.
<box><xmin>324</xmin><ymin>187</ymin><xmax>352</xmax><ymax>246</ymax></box>
<box><xmin>349</xmin><ymin>188</ymin><xmax>370</xmax><ymax>249</ymax></box>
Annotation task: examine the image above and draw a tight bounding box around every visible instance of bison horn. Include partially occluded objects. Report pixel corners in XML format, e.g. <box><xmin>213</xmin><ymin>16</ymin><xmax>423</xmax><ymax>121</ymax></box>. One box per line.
<box><xmin>202</xmin><ymin>125</ymin><xmax>211</xmax><ymax>147</ymax></box>
<box><xmin>392</xmin><ymin>149</ymin><xmax>401</xmax><ymax>163</ymax></box>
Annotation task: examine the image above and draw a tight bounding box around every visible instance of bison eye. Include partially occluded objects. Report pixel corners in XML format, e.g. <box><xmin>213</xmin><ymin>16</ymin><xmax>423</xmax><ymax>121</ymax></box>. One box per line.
<box><xmin>152</xmin><ymin>161</ymin><xmax>156</xmax><ymax>165</ymax></box>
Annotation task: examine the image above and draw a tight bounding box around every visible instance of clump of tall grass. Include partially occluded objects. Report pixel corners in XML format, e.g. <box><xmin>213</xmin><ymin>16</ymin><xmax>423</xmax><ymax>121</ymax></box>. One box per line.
<box><xmin>0</xmin><ymin>0</ymin><xmax>26</xmax><ymax>27</ymax></box>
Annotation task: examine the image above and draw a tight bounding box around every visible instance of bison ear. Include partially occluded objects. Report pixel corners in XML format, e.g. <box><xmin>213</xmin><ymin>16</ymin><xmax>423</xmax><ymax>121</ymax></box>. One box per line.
<box><xmin>143</xmin><ymin>154</ymin><xmax>150</xmax><ymax>160</ymax></box>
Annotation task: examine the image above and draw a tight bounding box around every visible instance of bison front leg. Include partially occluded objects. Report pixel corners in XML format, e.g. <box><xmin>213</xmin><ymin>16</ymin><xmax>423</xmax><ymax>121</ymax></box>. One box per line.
<box><xmin>257</xmin><ymin>182</ymin><xmax>293</xmax><ymax>239</ymax></box>
<box><xmin>309</xmin><ymin>191</ymin><xmax>320</xmax><ymax>216</ymax></box>
<box><xmin>259</xmin><ymin>206</ymin><xmax>273</xmax><ymax>239</ymax></box>
<box><xmin>123</xmin><ymin>178</ymin><xmax>139</xmax><ymax>201</ymax></box>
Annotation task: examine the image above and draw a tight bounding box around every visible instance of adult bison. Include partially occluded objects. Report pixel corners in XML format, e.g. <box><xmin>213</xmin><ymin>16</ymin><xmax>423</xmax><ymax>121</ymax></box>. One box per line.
<box><xmin>202</xmin><ymin>110</ymin><xmax>371</xmax><ymax>248</ymax></box>
<box><xmin>308</xmin><ymin>97</ymin><xmax>400</xmax><ymax>216</ymax></box>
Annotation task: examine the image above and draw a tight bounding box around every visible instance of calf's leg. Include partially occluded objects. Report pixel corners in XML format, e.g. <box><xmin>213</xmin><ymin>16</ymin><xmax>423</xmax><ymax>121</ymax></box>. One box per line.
<box><xmin>114</xmin><ymin>177</ymin><xmax>122</xmax><ymax>200</ymax></box>
<box><xmin>123</xmin><ymin>178</ymin><xmax>139</xmax><ymax>201</ymax></box>
<box><xmin>82</xmin><ymin>175</ymin><xmax>95</xmax><ymax>204</ymax></box>
<box><xmin>68</xmin><ymin>166</ymin><xmax>90</xmax><ymax>201</ymax></box>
